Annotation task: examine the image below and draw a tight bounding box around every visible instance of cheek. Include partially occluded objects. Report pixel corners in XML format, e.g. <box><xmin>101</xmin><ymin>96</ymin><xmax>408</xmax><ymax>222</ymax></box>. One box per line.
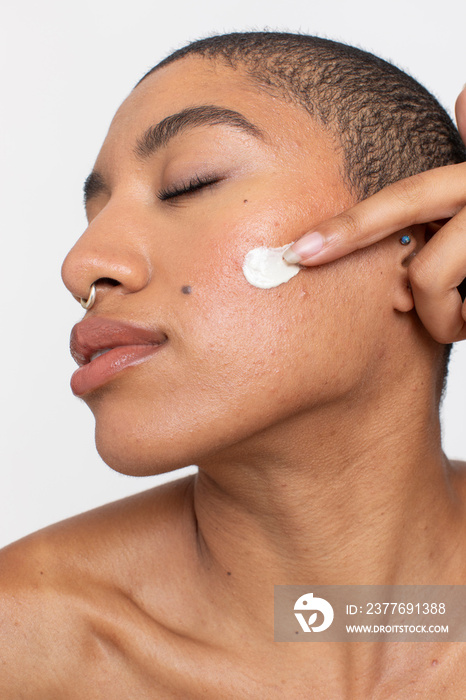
<box><xmin>195</xmin><ymin>231</ymin><xmax>390</xmax><ymax>408</ymax></box>
<box><xmin>176</xmin><ymin>238</ymin><xmax>372</xmax><ymax>422</ymax></box>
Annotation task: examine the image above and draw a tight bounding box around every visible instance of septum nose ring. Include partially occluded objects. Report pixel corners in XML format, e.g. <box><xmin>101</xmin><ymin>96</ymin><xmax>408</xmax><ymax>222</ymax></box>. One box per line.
<box><xmin>80</xmin><ymin>283</ymin><xmax>96</xmax><ymax>310</ymax></box>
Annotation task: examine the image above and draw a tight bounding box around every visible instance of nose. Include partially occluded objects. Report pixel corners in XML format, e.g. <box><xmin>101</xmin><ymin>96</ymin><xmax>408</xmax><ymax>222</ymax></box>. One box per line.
<box><xmin>61</xmin><ymin>204</ymin><xmax>152</xmax><ymax>305</ymax></box>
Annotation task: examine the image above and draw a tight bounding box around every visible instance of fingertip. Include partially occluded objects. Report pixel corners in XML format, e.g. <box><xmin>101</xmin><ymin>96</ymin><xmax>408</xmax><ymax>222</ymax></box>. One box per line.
<box><xmin>455</xmin><ymin>86</ymin><xmax>466</xmax><ymax>141</ymax></box>
<box><xmin>282</xmin><ymin>247</ymin><xmax>302</xmax><ymax>264</ymax></box>
<box><xmin>283</xmin><ymin>232</ymin><xmax>325</xmax><ymax>264</ymax></box>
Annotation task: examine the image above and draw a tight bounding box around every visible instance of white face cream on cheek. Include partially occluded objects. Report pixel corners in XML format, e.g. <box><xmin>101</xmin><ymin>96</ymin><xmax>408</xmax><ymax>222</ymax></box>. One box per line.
<box><xmin>242</xmin><ymin>244</ymin><xmax>301</xmax><ymax>289</ymax></box>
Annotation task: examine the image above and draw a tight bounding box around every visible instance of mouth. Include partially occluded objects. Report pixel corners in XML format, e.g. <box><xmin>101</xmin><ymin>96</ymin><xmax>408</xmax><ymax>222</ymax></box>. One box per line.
<box><xmin>69</xmin><ymin>317</ymin><xmax>168</xmax><ymax>395</ymax></box>
<box><xmin>89</xmin><ymin>348</ymin><xmax>114</xmax><ymax>362</ymax></box>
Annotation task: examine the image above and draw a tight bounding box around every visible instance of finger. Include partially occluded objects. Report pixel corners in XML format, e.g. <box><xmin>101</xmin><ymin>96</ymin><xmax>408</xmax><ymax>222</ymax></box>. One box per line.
<box><xmin>283</xmin><ymin>162</ymin><xmax>466</xmax><ymax>266</ymax></box>
<box><xmin>407</xmin><ymin>207</ymin><xmax>466</xmax><ymax>344</ymax></box>
<box><xmin>455</xmin><ymin>85</ymin><xmax>466</xmax><ymax>144</ymax></box>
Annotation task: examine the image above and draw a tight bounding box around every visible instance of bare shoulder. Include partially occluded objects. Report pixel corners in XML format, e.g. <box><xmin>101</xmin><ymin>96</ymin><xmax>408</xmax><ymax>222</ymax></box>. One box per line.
<box><xmin>0</xmin><ymin>474</ymin><xmax>197</xmax><ymax>698</ymax></box>
<box><xmin>3</xmin><ymin>472</ymin><xmax>195</xmax><ymax>583</ymax></box>
<box><xmin>0</xmin><ymin>531</ymin><xmax>79</xmax><ymax>698</ymax></box>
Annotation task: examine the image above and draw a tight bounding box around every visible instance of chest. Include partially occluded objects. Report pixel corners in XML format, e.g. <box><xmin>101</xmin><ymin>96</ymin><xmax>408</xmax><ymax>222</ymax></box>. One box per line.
<box><xmin>63</xmin><ymin>621</ymin><xmax>466</xmax><ymax>700</ymax></box>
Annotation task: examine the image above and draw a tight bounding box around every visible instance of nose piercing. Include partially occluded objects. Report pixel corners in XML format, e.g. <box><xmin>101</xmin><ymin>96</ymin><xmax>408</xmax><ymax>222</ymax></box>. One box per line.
<box><xmin>80</xmin><ymin>284</ymin><xmax>96</xmax><ymax>310</ymax></box>
<box><xmin>400</xmin><ymin>235</ymin><xmax>411</xmax><ymax>245</ymax></box>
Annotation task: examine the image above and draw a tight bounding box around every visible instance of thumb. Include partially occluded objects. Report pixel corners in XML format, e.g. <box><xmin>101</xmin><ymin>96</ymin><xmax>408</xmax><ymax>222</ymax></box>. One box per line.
<box><xmin>455</xmin><ymin>85</ymin><xmax>466</xmax><ymax>144</ymax></box>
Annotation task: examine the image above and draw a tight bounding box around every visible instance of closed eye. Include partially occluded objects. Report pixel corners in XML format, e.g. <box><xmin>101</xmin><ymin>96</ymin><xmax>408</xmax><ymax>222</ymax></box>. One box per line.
<box><xmin>157</xmin><ymin>174</ymin><xmax>222</xmax><ymax>201</ymax></box>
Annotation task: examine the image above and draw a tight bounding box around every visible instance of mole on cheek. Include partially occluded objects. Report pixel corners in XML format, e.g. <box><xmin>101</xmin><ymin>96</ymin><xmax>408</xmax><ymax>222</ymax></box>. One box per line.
<box><xmin>181</xmin><ymin>285</ymin><xmax>192</xmax><ymax>295</ymax></box>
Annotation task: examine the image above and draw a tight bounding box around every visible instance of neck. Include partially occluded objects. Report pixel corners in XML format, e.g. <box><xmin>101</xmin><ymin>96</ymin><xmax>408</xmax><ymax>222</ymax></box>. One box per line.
<box><xmin>191</xmin><ymin>371</ymin><xmax>465</xmax><ymax>599</ymax></box>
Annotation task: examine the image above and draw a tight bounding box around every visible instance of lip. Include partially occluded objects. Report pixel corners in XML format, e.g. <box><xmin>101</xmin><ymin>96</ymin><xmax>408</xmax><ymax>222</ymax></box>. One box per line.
<box><xmin>70</xmin><ymin>317</ymin><xmax>168</xmax><ymax>396</ymax></box>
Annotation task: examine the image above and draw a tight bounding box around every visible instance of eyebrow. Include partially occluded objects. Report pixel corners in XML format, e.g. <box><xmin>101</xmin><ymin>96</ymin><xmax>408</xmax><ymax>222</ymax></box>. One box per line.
<box><xmin>134</xmin><ymin>104</ymin><xmax>266</xmax><ymax>159</ymax></box>
<box><xmin>83</xmin><ymin>105</ymin><xmax>266</xmax><ymax>208</ymax></box>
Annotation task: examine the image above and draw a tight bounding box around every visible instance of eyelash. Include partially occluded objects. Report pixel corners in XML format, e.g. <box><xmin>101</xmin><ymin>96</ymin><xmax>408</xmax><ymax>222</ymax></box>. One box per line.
<box><xmin>157</xmin><ymin>174</ymin><xmax>221</xmax><ymax>201</ymax></box>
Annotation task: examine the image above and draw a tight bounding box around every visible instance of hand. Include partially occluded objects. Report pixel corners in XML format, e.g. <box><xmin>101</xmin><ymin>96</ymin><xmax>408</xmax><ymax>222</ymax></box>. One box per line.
<box><xmin>284</xmin><ymin>87</ymin><xmax>466</xmax><ymax>345</ymax></box>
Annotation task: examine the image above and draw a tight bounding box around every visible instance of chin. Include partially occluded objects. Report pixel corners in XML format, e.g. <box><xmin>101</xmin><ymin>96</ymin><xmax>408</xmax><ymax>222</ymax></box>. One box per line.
<box><xmin>91</xmin><ymin>395</ymin><xmax>231</xmax><ymax>476</ymax></box>
<box><xmin>93</xmin><ymin>416</ymin><xmax>196</xmax><ymax>476</ymax></box>
<box><xmin>95</xmin><ymin>434</ymin><xmax>194</xmax><ymax>477</ymax></box>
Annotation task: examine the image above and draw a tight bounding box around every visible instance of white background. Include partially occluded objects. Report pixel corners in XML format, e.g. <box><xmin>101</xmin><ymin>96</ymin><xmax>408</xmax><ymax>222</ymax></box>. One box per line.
<box><xmin>1</xmin><ymin>0</ymin><xmax>465</xmax><ymax>548</ymax></box>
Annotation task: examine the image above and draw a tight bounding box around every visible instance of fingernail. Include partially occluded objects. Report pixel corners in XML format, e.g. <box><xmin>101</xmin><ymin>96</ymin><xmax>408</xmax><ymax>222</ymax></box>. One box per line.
<box><xmin>283</xmin><ymin>232</ymin><xmax>325</xmax><ymax>263</ymax></box>
<box><xmin>283</xmin><ymin>247</ymin><xmax>302</xmax><ymax>264</ymax></box>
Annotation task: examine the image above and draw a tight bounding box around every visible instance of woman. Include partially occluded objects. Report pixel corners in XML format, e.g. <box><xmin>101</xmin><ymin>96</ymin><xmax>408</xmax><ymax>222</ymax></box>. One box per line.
<box><xmin>1</xmin><ymin>32</ymin><xmax>465</xmax><ymax>698</ymax></box>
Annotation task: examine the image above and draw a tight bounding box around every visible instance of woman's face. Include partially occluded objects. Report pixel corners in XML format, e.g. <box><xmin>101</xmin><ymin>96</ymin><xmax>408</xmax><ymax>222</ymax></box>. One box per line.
<box><xmin>62</xmin><ymin>56</ymin><xmax>396</xmax><ymax>475</ymax></box>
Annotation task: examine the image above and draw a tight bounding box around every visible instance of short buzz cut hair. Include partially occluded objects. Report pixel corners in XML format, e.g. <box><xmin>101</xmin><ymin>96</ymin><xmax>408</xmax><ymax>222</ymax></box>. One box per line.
<box><xmin>139</xmin><ymin>31</ymin><xmax>466</xmax><ymax>397</ymax></box>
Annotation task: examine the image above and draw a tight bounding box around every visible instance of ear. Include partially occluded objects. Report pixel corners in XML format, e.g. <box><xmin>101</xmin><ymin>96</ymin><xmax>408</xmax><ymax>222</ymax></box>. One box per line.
<box><xmin>392</xmin><ymin>224</ymin><xmax>426</xmax><ymax>313</ymax></box>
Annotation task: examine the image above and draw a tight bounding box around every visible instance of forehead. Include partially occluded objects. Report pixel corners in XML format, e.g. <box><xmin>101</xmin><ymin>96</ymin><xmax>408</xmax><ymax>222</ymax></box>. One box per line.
<box><xmin>100</xmin><ymin>55</ymin><xmax>341</xmax><ymax>168</ymax></box>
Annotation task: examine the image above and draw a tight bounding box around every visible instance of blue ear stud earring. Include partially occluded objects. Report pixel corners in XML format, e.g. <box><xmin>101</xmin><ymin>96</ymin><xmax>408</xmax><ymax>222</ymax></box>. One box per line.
<box><xmin>400</xmin><ymin>235</ymin><xmax>411</xmax><ymax>245</ymax></box>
